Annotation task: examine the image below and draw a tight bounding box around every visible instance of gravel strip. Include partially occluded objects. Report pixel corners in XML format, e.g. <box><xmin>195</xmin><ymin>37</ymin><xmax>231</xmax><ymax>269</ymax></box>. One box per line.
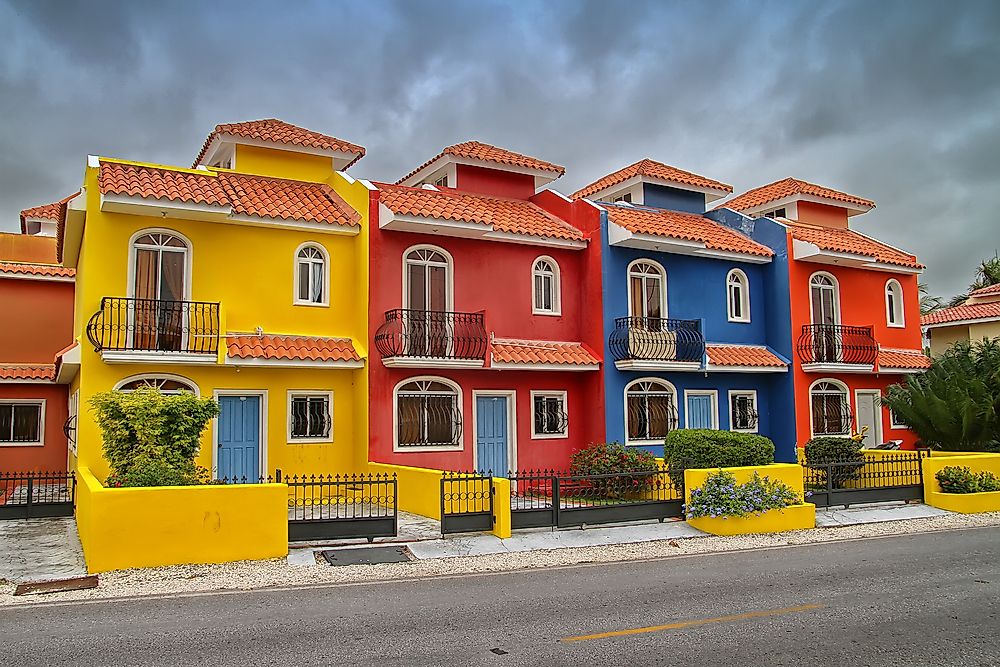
<box><xmin>3</xmin><ymin>510</ymin><xmax>999</xmax><ymax>606</ymax></box>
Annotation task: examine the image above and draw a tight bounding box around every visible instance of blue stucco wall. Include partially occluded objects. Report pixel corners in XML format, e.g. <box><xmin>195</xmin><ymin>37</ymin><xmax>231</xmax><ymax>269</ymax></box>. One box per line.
<box><xmin>642</xmin><ymin>183</ymin><xmax>706</xmax><ymax>214</ymax></box>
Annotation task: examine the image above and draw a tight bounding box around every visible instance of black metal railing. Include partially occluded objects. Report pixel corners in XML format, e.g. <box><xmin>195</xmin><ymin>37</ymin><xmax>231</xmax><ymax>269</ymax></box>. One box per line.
<box><xmin>626</xmin><ymin>392</ymin><xmax>679</xmax><ymax>442</ymax></box>
<box><xmin>374</xmin><ymin>309</ymin><xmax>488</xmax><ymax>361</ymax></box>
<box><xmin>0</xmin><ymin>471</ymin><xmax>76</xmax><ymax>519</ymax></box>
<box><xmin>86</xmin><ymin>297</ymin><xmax>220</xmax><ymax>354</ymax></box>
<box><xmin>277</xmin><ymin>470</ymin><xmax>398</xmax><ymax>543</ymax></box>
<box><xmin>441</xmin><ymin>471</ymin><xmax>494</xmax><ymax>534</ymax></box>
<box><xmin>797</xmin><ymin>324</ymin><xmax>878</xmax><ymax>365</ymax></box>
<box><xmin>811</xmin><ymin>397</ymin><xmax>854</xmax><ymax>437</ymax></box>
<box><xmin>609</xmin><ymin>317</ymin><xmax>705</xmax><ymax>363</ymax></box>
<box><xmin>803</xmin><ymin>450</ymin><xmax>927</xmax><ymax>508</ymax></box>
<box><xmin>731</xmin><ymin>401</ymin><xmax>759</xmax><ymax>431</ymax></box>
<box><xmin>533</xmin><ymin>401</ymin><xmax>569</xmax><ymax>436</ymax></box>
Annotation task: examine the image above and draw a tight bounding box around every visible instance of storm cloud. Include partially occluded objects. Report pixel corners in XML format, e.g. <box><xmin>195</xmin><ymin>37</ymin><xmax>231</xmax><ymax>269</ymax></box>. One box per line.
<box><xmin>1</xmin><ymin>0</ymin><xmax>997</xmax><ymax>298</ymax></box>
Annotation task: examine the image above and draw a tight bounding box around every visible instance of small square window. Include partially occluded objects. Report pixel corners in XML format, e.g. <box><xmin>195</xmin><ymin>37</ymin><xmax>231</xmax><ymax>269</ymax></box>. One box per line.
<box><xmin>288</xmin><ymin>393</ymin><xmax>332</xmax><ymax>442</ymax></box>
<box><xmin>888</xmin><ymin>407</ymin><xmax>907</xmax><ymax>430</ymax></box>
<box><xmin>0</xmin><ymin>402</ymin><xmax>43</xmax><ymax>444</ymax></box>
<box><xmin>532</xmin><ymin>392</ymin><xmax>568</xmax><ymax>438</ymax></box>
<box><xmin>434</xmin><ymin>175</ymin><xmax>449</xmax><ymax>188</ymax></box>
<box><xmin>729</xmin><ymin>392</ymin><xmax>758</xmax><ymax>433</ymax></box>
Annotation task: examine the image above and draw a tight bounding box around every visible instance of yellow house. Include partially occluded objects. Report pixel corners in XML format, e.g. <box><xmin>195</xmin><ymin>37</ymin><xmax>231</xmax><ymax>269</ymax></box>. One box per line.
<box><xmin>56</xmin><ymin>119</ymin><xmax>373</xmax><ymax>482</ymax></box>
<box><xmin>922</xmin><ymin>284</ymin><xmax>1000</xmax><ymax>356</ymax></box>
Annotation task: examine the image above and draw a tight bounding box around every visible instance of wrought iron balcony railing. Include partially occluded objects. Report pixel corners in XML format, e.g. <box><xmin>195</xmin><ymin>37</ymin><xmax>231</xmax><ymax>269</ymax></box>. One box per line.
<box><xmin>796</xmin><ymin>324</ymin><xmax>878</xmax><ymax>366</ymax></box>
<box><xmin>374</xmin><ymin>309</ymin><xmax>488</xmax><ymax>361</ymax></box>
<box><xmin>609</xmin><ymin>317</ymin><xmax>705</xmax><ymax>363</ymax></box>
<box><xmin>86</xmin><ymin>297</ymin><xmax>220</xmax><ymax>354</ymax></box>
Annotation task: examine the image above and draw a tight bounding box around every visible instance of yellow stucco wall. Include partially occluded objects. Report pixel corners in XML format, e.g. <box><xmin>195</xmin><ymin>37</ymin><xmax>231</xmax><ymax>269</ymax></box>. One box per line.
<box><xmin>234</xmin><ymin>145</ymin><xmax>336</xmax><ymax>182</ymax></box>
<box><xmin>922</xmin><ymin>453</ymin><xmax>1000</xmax><ymax>513</ymax></box>
<box><xmin>929</xmin><ymin>324</ymin><xmax>971</xmax><ymax>357</ymax></box>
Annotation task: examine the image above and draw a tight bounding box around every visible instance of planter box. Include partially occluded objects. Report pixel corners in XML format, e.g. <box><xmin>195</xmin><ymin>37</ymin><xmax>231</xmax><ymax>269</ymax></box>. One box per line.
<box><xmin>925</xmin><ymin>489</ymin><xmax>1000</xmax><ymax>514</ymax></box>
<box><xmin>688</xmin><ymin>503</ymin><xmax>816</xmax><ymax>536</ymax></box>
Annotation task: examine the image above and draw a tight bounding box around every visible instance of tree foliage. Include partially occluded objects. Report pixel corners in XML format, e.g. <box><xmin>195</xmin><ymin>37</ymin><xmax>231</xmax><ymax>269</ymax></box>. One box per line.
<box><xmin>89</xmin><ymin>387</ymin><xmax>220</xmax><ymax>487</ymax></box>
<box><xmin>882</xmin><ymin>338</ymin><xmax>1000</xmax><ymax>452</ymax></box>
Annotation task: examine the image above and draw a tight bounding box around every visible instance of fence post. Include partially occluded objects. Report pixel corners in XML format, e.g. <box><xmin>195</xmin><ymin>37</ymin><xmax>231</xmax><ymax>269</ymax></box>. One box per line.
<box><xmin>25</xmin><ymin>476</ymin><xmax>34</xmax><ymax>519</ymax></box>
<box><xmin>552</xmin><ymin>475</ymin><xmax>561</xmax><ymax>528</ymax></box>
<box><xmin>492</xmin><ymin>477</ymin><xmax>511</xmax><ymax>539</ymax></box>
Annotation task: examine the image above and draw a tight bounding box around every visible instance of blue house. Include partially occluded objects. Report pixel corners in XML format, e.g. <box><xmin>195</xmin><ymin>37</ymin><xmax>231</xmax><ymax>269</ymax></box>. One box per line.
<box><xmin>572</xmin><ymin>160</ymin><xmax>797</xmax><ymax>462</ymax></box>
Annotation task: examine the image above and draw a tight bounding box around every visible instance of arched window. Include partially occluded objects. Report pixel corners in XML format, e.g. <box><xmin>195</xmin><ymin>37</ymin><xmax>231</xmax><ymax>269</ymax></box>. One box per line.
<box><xmin>885</xmin><ymin>279</ymin><xmax>904</xmax><ymax>327</ymax></box>
<box><xmin>295</xmin><ymin>244</ymin><xmax>329</xmax><ymax>306</ymax></box>
<box><xmin>131</xmin><ymin>231</ymin><xmax>190</xmax><ymax>302</ymax></box>
<box><xmin>628</xmin><ymin>260</ymin><xmax>667</xmax><ymax>321</ymax></box>
<box><xmin>727</xmin><ymin>269</ymin><xmax>750</xmax><ymax>322</ymax></box>
<box><xmin>114</xmin><ymin>374</ymin><xmax>199</xmax><ymax>396</ymax></box>
<box><xmin>532</xmin><ymin>256</ymin><xmax>561</xmax><ymax>315</ymax></box>
<box><xmin>810</xmin><ymin>380</ymin><xmax>851</xmax><ymax>437</ymax></box>
<box><xmin>404</xmin><ymin>246</ymin><xmax>452</xmax><ymax>312</ymax></box>
<box><xmin>395</xmin><ymin>378</ymin><xmax>462</xmax><ymax>450</ymax></box>
<box><xmin>624</xmin><ymin>378</ymin><xmax>678</xmax><ymax>444</ymax></box>
<box><xmin>809</xmin><ymin>272</ymin><xmax>839</xmax><ymax>325</ymax></box>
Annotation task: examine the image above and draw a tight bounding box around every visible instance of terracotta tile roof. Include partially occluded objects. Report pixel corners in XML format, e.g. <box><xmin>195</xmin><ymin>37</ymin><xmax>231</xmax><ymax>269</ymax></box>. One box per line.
<box><xmin>601</xmin><ymin>204</ymin><xmax>773</xmax><ymax>258</ymax></box>
<box><xmin>226</xmin><ymin>334</ymin><xmax>361</xmax><ymax>363</ymax></box>
<box><xmin>99</xmin><ymin>160</ymin><xmax>360</xmax><ymax>228</ymax></box>
<box><xmin>716</xmin><ymin>177</ymin><xmax>875</xmax><ymax>212</ymax></box>
<box><xmin>20</xmin><ymin>192</ymin><xmax>79</xmax><ymax>234</ymax></box>
<box><xmin>0</xmin><ymin>364</ymin><xmax>56</xmax><ymax>381</ymax></box>
<box><xmin>922</xmin><ymin>301</ymin><xmax>1000</xmax><ymax>326</ymax></box>
<box><xmin>377</xmin><ymin>182</ymin><xmax>584</xmax><ymax>242</ymax></box>
<box><xmin>193</xmin><ymin>119</ymin><xmax>365</xmax><ymax>169</ymax></box>
<box><xmin>397</xmin><ymin>141</ymin><xmax>564</xmax><ymax>184</ymax></box>
<box><xmin>786</xmin><ymin>220</ymin><xmax>921</xmax><ymax>269</ymax></box>
<box><xmin>970</xmin><ymin>283</ymin><xmax>1000</xmax><ymax>298</ymax></box>
<box><xmin>572</xmin><ymin>159</ymin><xmax>733</xmax><ymax>199</ymax></box>
<box><xmin>877</xmin><ymin>348</ymin><xmax>931</xmax><ymax>370</ymax></box>
<box><xmin>706</xmin><ymin>344</ymin><xmax>787</xmax><ymax>368</ymax></box>
<box><xmin>491</xmin><ymin>339</ymin><xmax>600</xmax><ymax>367</ymax></box>
<box><xmin>0</xmin><ymin>262</ymin><xmax>75</xmax><ymax>278</ymax></box>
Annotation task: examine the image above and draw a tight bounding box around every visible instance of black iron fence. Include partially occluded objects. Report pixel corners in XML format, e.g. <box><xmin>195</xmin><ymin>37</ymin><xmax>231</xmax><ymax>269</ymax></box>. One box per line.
<box><xmin>374</xmin><ymin>309</ymin><xmax>488</xmax><ymax>361</ymax></box>
<box><xmin>803</xmin><ymin>450</ymin><xmax>927</xmax><ymax>508</ymax></box>
<box><xmin>796</xmin><ymin>324</ymin><xmax>878</xmax><ymax>365</ymax></box>
<box><xmin>608</xmin><ymin>317</ymin><xmax>704</xmax><ymax>363</ymax></box>
<box><xmin>0</xmin><ymin>471</ymin><xmax>76</xmax><ymax>519</ymax></box>
<box><xmin>86</xmin><ymin>296</ymin><xmax>220</xmax><ymax>354</ymax></box>
<box><xmin>441</xmin><ymin>472</ymin><xmax>494</xmax><ymax>535</ymax></box>
<box><xmin>277</xmin><ymin>470</ymin><xmax>398</xmax><ymax>543</ymax></box>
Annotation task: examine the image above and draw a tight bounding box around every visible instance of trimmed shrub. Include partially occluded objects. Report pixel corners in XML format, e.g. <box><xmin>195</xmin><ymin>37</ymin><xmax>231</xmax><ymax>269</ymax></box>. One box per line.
<box><xmin>569</xmin><ymin>442</ymin><xmax>659</xmax><ymax>498</ymax></box>
<box><xmin>935</xmin><ymin>466</ymin><xmax>1000</xmax><ymax>494</ymax></box>
<box><xmin>804</xmin><ymin>436</ymin><xmax>865</xmax><ymax>489</ymax></box>
<box><xmin>663</xmin><ymin>430</ymin><xmax>775</xmax><ymax>485</ymax></box>
<box><xmin>685</xmin><ymin>470</ymin><xmax>801</xmax><ymax>519</ymax></box>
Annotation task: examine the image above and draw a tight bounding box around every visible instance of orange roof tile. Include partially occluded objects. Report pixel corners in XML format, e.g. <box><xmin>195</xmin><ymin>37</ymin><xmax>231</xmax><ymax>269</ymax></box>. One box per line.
<box><xmin>377</xmin><ymin>183</ymin><xmax>584</xmax><ymax>242</ymax></box>
<box><xmin>491</xmin><ymin>339</ymin><xmax>600</xmax><ymax>367</ymax></box>
<box><xmin>99</xmin><ymin>161</ymin><xmax>360</xmax><ymax>228</ymax></box>
<box><xmin>877</xmin><ymin>348</ymin><xmax>931</xmax><ymax>370</ymax></box>
<box><xmin>970</xmin><ymin>283</ymin><xmax>1000</xmax><ymax>298</ymax></box>
<box><xmin>786</xmin><ymin>221</ymin><xmax>921</xmax><ymax>269</ymax></box>
<box><xmin>20</xmin><ymin>192</ymin><xmax>79</xmax><ymax>234</ymax></box>
<box><xmin>601</xmin><ymin>204</ymin><xmax>773</xmax><ymax>258</ymax></box>
<box><xmin>716</xmin><ymin>177</ymin><xmax>875</xmax><ymax>213</ymax></box>
<box><xmin>0</xmin><ymin>364</ymin><xmax>56</xmax><ymax>381</ymax></box>
<box><xmin>706</xmin><ymin>345</ymin><xmax>787</xmax><ymax>368</ymax></box>
<box><xmin>0</xmin><ymin>262</ymin><xmax>75</xmax><ymax>278</ymax></box>
<box><xmin>226</xmin><ymin>334</ymin><xmax>361</xmax><ymax>363</ymax></box>
<box><xmin>573</xmin><ymin>159</ymin><xmax>733</xmax><ymax>199</ymax></box>
<box><xmin>922</xmin><ymin>301</ymin><xmax>1000</xmax><ymax>326</ymax></box>
<box><xmin>194</xmin><ymin>119</ymin><xmax>365</xmax><ymax>168</ymax></box>
<box><xmin>397</xmin><ymin>141</ymin><xmax>564</xmax><ymax>184</ymax></box>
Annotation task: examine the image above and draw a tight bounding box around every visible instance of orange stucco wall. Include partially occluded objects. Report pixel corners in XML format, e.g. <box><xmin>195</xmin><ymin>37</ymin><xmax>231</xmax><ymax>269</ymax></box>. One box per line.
<box><xmin>795</xmin><ymin>201</ymin><xmax>850</xmax><ymax>229</ymax></box>
<box><xmin>0</xmin><ymin>233</ymin><xmax>59</xmax><ymax>264</ymax></box>
<box><xmin>0</xmin><ymin>383</ymin><xmax>68</xmax><ymax>474</ymax></box>
<box><xmin>0</xmin><ymin>277</ymin><xmax>75</xmax><ymax>364</ymax></box>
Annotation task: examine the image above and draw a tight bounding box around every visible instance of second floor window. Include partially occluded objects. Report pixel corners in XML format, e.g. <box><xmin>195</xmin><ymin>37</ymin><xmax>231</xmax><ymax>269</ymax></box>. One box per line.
<box><xmin>532</xmin><ymin>257</ymin><xmax>561</xmax><ymax>315</ymax></box>
<box><xmin>295</xmin><ymin>244</ymin><xmax>328</xmax><ymax>306</ymax></box>
<box><xmin>727</xmin><ymin>269</ymin><xmax>750</xmax><ymax>322</ymax></box>
<box><xmin>628</xmin><ymin>261</ymin><xmax>666</xmax><ymax>321</ymax></box>
<box><xmin>886</xmin><ymin>279</ymin><xmax>904</xmax><ymax>327</ymax></box>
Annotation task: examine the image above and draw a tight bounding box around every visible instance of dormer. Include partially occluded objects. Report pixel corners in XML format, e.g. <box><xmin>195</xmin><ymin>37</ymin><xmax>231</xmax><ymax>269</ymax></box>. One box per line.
<box><xmin>717</xmin><ymin>177</ymin><xmax>874</xmax><ymax>229</ymax></box>
<box><xmin>572</xmin><ymin>159</ymin><xmax>733</xmax><ymax>215</ymax></box>
<box><xmin>192</xmin><ymin>119</ymin><xmax>365</xmax><ymax>182</ymax></box>
<box><xmin>19</xmin><ymin>192</ymin><xmax>78</xmax><ymax>237</ymax></box>
<box><xmin>396</xmin><ymin>141</ymin><xmax>565</xmax><ymax>200</ymax></box>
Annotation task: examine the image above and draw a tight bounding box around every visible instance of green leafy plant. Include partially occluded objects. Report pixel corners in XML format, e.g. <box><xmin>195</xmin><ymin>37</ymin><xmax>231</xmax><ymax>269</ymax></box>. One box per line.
<box><xmin>686</xmin><ymin>470</ymin><xmax>801</xmax><ymax>520</ymax></box>
<box><xmin>569</xmin><ymin>442</ymin><xmax>659</xmax><ymax>497</ymax></box>
<box><xmin>90</xmin><ymin>387</ymin><xmax>219</xmax><ymax>487</ymax></box>
<box><xmin>804</xmin><ymin>436</ymin><xmax>866</xmax><ymax>488</ymax></box>
<box><xmin>935</xmin><ymin>466</ymin><xmax>1000</xmax><ymax>494</ymax></box>
<box><xmin>663</xmin><ymin>430</ymin><xmax>775</xmax><ymax>486</ymax></box>
<box><xmin>882</xmin><ymin>338</ymin><xmax>1000</xmax><ymax>452</ymax></box>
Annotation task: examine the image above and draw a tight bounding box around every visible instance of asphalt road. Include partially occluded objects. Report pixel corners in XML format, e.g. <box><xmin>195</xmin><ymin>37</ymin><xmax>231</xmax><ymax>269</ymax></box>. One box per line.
<box><xmin>3</xmin><ymin>527</ymin><xmax>999</xmax><ymax>666</ymax></box>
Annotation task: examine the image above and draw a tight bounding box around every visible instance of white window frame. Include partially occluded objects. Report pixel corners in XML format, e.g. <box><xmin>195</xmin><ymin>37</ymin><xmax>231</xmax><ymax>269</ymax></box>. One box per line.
<box><xmin>286</xmin><ymin>390</ymin><xmax>334</xmax><ymax>444</ymax></box>
<box><xmin>293</xmin><ymin>242</ymin><xmax>330</xmax><ymax>307</ymax></box>
<box><xmin>626</xmin><ymin>259</ymin><xmax>668</xmax><ymax>319</ymax></box>
<box><xmin>402</xmin><ymin>244</ymin><xmax>455</xmax><ymax>312</ymax></box>
<box><xmin>684</xmin><ymin>390</ymin><xmax>720</xmax><ymax>430</ymax></box>
<box><xmin>393</xmin><ymin>376</ymin><xmax>464</xmax><ymax>453</ymax></box>
<box><xmin>68</xmin><ymin>390</ymin><xmax>79</xmax><ymax>455</ymax></box>
<box><xmin>726</xmin><ymin>268</ymin><xmax>751</xmax><ymax>323</ymax></box>
<box><xmin>623</xmin><ymin>377</ymin><xmax>678</xmax><ymax>446</ymax></box>
<box><xmin>888</xmin><ymin>406</ymin><xmax>907</xmax><ymax>429</ymax></box>
<box><xmin>126</xmin><ymin>228</ymin><xmax>193</xmax><ymax>301</ymax></box>
<box><xmin>885</xmin><ymin>279</ymin><xmax>905</xmax><ymax>328</ymax></box>
<box><xmin>809</xmin><ymin>271</ymin><xmax>841</xmax><ymax>325</ymax></box>
<box><xmin>114</xmin><ymin>373</ymin><xmax>200</xmax><ymax>396</ymax></box>
<box><xmin>0</xmin><ymin>399</ymin><xmax>45</xmax><ymax>447</ymax></box>
<box><xmin>529</xmin><ymin>390</ymin><xmax>569</xmax><ymax>440</ymax></box>
<box><xmin>808</xmin><ymin>378</ymin><xmax>852</xmax><ymax>438</ymax></box>
<box><xmin>727</xmin><ymin>389</ymin><xmax>758</xmax><ymax>433</ymax></box>
<box><xmin>531</xmin><ymin>256</ymin><xmax>562</xmax><ymax>316</ymax></box>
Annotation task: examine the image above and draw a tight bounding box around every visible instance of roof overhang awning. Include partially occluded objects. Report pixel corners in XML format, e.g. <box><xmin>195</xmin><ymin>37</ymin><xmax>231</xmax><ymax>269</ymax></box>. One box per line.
<box><xmin>608</xmin><ymin>220</ymin><xmax>771</xmax><ymax>264</ymax></box>
<box><xmin>792</xmin><ymin>239</ymin><xmax>921</xmax><ymax>275</ymax></box>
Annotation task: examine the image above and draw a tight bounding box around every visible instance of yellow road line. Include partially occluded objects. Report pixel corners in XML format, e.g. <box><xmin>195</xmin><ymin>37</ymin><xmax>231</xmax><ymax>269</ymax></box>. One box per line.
<box><xmin>561</xmin><ymin>603</ymin><xmax>825</xmax><ymax>642</ymax></box>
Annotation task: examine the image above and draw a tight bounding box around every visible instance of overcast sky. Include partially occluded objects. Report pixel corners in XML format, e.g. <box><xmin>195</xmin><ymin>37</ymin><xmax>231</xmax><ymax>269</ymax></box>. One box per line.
<box><xmin>1</xmin><ymin>0</ymin><xmax>997</xmax><ymax>298</ymax></box>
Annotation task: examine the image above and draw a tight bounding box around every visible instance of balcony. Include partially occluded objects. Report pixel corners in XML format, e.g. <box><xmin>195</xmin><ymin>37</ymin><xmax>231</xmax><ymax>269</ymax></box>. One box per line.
<box><xmin>796</xmin><ymin>324</ymin><xmax>878</xmax><ymax>372</ymax></box>
<box><xmin>86</xmin><ymin>297</ymin><xmax>220</xmax><ymax>364</ymax></box>
<box><xmin>609</xmin><ymin>317</ymin><xmax>705</xmax><ymax>371</ymax></box>
<box><xmin>374</xmin><ymin>309</ymin><xmax>488</xmax><ymax>369</ymax></box>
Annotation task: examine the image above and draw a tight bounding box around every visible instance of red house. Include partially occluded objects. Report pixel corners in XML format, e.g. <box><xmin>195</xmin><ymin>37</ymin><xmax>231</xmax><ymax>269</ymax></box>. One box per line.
<box><xmin>720</xmin><ymin>178</ymin><xmax>929</xmax><ymax>449</ymax></box>
<box><xmin>368</xmin><ymin>142</ymin><xmax>606</xmax><ymax>472</ymax></box>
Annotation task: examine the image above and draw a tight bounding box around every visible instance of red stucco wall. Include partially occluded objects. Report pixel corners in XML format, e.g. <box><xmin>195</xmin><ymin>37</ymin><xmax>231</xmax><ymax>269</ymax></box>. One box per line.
<box><xmin>0</xmin><ymin>383</ymin><xmax>69</xmax><ymax>474</ymax></box>
<box><xmin>455</xmin><ymin>164</ymin><xmax>536</xmax><ymax>200</ymax></box>
<box><xmin>0</xmin><ymin>277</ymin><xmax>75</xmax><ymax>364</ymax></box>
<box><xmin>796</xmin><ymin>201</ymin><xmax>850</xmax><ymax>229</ymax></box>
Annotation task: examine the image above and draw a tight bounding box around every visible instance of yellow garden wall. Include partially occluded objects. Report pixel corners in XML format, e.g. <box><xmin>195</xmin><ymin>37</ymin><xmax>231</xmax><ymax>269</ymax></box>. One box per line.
<box><xmin>368</xmin><ymin>462</ymin><xmax>444</xmax><ymax>520</ymax></box>
<box><xmin>922</xmin><ymin>453</ymin><xmax>1000</xmax><ymax>513</ymax></box>
<box><xmin>76</xmin><ymin>467</ymin><xmax>287</xmax><ymax>573</ymax></box>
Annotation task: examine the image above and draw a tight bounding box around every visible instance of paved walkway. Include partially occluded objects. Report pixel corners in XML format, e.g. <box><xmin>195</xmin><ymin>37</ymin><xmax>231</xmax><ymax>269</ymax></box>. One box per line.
<box><xmin>815</xmin><ymin>501</ymin><xmax>950</xmax><ymax>527</ymax></box>
<box><xmin>0</xmin><ymin>518</ymin><xmax>87</xmax><ymax>584</ymax></box>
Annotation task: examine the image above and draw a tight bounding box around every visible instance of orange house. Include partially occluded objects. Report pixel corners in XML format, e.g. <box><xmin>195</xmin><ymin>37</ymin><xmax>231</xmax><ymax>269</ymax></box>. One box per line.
<box><xmin>0</xmin><ymin>208</ymin><xmax>76</xmax><ymax>474</ymax></box>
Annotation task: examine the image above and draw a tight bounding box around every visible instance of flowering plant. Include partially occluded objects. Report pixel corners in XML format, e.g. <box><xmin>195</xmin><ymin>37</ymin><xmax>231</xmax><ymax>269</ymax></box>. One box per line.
<box><xmin>686</xmin><ymin>470</ymin><xmax>801</xmax><ymax>520</ymax></box>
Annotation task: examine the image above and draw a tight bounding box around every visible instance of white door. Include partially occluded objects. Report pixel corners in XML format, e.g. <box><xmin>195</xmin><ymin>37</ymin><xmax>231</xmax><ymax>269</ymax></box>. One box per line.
<box><xmin>855</xmin><ymin>391</ymin><xmax>882</xmax><ymax>448</ymax></box>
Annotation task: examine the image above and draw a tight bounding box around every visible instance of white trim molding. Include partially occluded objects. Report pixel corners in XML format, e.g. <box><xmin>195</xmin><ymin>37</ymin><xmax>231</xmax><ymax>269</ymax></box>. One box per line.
<box><xmin>490</xmin><ymin>361</ymin><xmax>599</xmax><ymax>372</ymax></box>
<box><xmin>286</xmin><ymin>390</ymin><xmax>335</xmax><ymax>444</ymax></box>
<box><xmin>0</xmin><ymin>398</ymin><xmax>46</xmax><ymax>447</ymax></box>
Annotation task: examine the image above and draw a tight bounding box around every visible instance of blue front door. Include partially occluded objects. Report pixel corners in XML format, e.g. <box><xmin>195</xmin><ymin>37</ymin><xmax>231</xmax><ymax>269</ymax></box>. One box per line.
<box><xmin>217</xmin><ymin>395</ymin><xmax>261</xmax><ymax>481</ymax></box>
<box><xmin>686</xmin><ymin>393</ymin><xmax>716</xmax><ymax>430</ymax></box>
<box><xmin>476</xmin><ymin>395</ymin><xmax>509</xmax><ymax>475</ymax></box>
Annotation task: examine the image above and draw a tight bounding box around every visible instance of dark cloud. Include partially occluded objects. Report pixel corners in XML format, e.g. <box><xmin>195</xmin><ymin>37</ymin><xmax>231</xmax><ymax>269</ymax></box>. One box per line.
<box><xmin>0</xmin><ymin>0</ymin><xmax>997</xmax><ymax>298</ymax></box>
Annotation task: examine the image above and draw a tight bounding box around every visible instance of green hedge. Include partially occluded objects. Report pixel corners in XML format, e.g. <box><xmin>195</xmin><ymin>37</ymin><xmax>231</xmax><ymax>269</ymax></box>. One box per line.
<box><xmin>663</xmin><ymin>430</ymin><xmax>775</xmax><ymax>485</ymax></box>
<box><xmin>803</xmin><ymin>436</ymin><xmax>865</xmax><ymax>489</ymax></box>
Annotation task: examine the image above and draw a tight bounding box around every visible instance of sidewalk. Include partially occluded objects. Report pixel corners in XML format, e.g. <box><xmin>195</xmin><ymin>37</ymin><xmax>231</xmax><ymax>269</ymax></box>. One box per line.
<box><xmin>0</xmin><ymin>518</ymin><xmax>87</xmax><ymax>584</ymax></box>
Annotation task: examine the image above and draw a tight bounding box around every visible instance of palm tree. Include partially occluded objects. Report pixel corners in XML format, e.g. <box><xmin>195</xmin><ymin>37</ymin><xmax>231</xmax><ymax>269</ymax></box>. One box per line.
<box><xmin>970</xmin><ymin>252</ymin><xmax>1000</xmax><ymax>292</ymax></box>
<box><xmin>918</xmin><ymin>283</ymin><xmax>944</xmax><ymax>314</ymax></box>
